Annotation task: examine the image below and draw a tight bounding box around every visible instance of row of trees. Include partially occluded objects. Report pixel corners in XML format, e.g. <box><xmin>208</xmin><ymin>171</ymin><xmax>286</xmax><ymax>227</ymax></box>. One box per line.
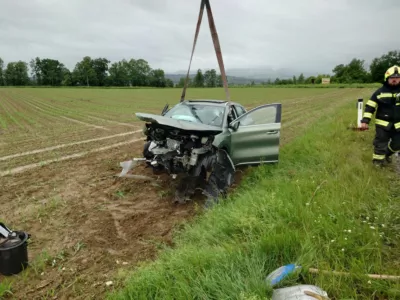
<box><xmin>0</xmin><ymin>56</ymin><xmax>175</xmax><ymax>87</ymax></box>
<box><xmin>176</xmin><ymin>69</ymin><xmax>226</xmax><ymax>88</ymax></box>
<box><xmin>272</xmin><ymin>50</ymin><xmax>400</xmax><ymax>85</ymax></box>
<box><xmin>0</xmin><ymin>50</ymin><xmax>399</xmax><ymax>87</ymax></box>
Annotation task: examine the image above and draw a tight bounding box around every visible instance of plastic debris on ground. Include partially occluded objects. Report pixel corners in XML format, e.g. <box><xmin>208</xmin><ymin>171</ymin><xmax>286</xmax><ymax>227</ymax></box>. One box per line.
<box><xmin>265</xmin><ymin>264</ymin><xmax>330</xmax><ymax>300</ymax></box>
<box><xmin>265</xmin><ymin>264</ymin><xmax>302</xmax><ymax>287</ymax></box>
<box><xmin>272</xmin><ymin>285</ymin><xmax>330</xmax><ymax>300</ymax></box>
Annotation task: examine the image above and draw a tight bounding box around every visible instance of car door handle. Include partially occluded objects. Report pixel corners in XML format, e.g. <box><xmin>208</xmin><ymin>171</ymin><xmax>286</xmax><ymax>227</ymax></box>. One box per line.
<box><xmin>266</xmin><ymin>130</ymin><xmax>278</xmax><ymax>134</ymax></box>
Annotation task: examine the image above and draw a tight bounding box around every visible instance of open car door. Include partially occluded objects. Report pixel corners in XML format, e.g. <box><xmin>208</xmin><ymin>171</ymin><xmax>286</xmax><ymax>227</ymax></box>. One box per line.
<box><xmin>228</xmin><ymin>103</ymin><xmax>281</xmax><ymax>166</ymax></box>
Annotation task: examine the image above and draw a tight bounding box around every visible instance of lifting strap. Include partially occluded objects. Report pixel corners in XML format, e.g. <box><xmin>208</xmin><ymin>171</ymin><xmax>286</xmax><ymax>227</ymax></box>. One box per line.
<box><xmin>180</xmin><ymin>0</ymin><xmax>230</xmax><ymax>102</ymax></box>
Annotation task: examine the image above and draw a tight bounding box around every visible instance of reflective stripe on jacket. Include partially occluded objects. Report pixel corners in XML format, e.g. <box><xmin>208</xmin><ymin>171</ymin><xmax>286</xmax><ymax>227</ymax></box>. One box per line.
<box><xmin>361</xmin><ymin>84</ymin><xmax>400</xmax><ymax>131</ymax></box>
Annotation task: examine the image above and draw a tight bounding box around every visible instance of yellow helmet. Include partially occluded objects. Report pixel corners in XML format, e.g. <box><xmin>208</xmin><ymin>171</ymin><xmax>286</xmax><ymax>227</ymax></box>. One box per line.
<box><xmin>384</xmin><ymin>65</ymin><xmax>400</xmax><ymax>81</ymax></box>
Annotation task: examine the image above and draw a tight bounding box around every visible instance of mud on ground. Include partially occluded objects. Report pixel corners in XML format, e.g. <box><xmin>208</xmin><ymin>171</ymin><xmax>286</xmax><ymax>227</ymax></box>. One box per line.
<box><xmin>0</xmin><ymin>142</ymin><xmax>248</xmax><ymax>300</ymax></box>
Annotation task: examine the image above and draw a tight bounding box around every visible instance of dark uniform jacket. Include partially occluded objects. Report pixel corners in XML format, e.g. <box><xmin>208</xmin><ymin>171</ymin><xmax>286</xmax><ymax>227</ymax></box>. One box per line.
<box><xmin>361</xmin><ymin>83</ymin><xmax>400</xmax><ymax>131</ymax></box>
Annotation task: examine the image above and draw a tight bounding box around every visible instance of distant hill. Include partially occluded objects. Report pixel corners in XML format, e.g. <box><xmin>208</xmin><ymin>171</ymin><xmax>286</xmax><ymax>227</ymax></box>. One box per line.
<box><xmin>165</xmin><ymin>73</ymin><xmax>266</xmax><ymax>85</ymax></box>
<box><xmin>166</xmin><ymin>67</ymin><xmax>318</xmax><ymax>85</ymax></box>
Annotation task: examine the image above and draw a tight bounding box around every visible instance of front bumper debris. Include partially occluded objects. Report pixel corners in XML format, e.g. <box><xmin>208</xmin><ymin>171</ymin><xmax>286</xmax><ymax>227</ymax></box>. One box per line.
<box><xmin>117</xmin><ymin>158</ymin><xmax>153</xmax><ymax>180</ymax></box>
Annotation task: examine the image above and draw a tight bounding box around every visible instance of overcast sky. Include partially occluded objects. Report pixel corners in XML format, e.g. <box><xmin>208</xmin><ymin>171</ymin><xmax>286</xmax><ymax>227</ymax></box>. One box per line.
<box><xmin>1</xmin><ymin>0</ymin><xmax>399</xmax><ymax>75</ymax></box>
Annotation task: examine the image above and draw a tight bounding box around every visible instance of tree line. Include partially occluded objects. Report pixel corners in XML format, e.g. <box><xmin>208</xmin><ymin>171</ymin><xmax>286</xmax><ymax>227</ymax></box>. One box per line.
<box><xmin>270</xmin><ymin>50</ymin><xmax>400</xmax><ymax>85</ymax></box>
<box><xmin>0</xmin><ymin>56</ymin><xmax>176</xmax><ymax>88</ymax></box>
<box><xmin>0</xmin><ymin>50</ymin><xmax>399</xmax><ymax>87</ymax></box>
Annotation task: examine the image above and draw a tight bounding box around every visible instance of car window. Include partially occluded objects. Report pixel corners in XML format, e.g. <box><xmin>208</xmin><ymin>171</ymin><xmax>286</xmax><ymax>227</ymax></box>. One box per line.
<box><xmin>234</xmin><ymin>105</ymin><xmax>246</xmax><ymax>117</ymax></box>
<box><xmin>164</xmin><ymin>103</ymin><xmax>225</xmax><ymax>126</ymax></box>
<box><xmin>227</xmin><ymin>105</ymin><xmax>237</xmax><ymax>124</ymax></box>
<box><xmin>238</xmin><ymin>105</ymin><xmax>277</xmax><ymax>126</ymax></box>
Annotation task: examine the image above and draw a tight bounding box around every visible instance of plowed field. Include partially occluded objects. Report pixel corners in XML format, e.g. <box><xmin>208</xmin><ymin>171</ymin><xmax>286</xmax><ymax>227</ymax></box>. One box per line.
<box><xmin>0</xmin><ymin>87</ymin><xmax>374</xmax><ymax>299</ymax></box>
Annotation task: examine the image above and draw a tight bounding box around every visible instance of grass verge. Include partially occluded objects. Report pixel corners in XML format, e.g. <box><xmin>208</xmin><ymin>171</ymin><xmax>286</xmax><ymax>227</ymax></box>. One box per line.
<box><xmin>107</xmin><ymin>101</ymin><xmax>400</xmax><ymax>300</ymax></box>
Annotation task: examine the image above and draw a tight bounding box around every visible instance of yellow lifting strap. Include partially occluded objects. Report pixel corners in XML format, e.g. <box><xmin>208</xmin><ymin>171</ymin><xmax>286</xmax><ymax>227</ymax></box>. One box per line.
<box><xmin>180</xmin><ymin>0</ymin><xmax>231</xmax><ymax>103</ymax></box>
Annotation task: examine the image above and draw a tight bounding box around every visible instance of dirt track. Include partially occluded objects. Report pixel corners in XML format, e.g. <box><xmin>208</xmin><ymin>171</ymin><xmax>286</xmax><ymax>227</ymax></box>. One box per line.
<box><xmin>0</xmin><ymin>88</ymin><xmax>374</xmax><ymax>299</ymax></box>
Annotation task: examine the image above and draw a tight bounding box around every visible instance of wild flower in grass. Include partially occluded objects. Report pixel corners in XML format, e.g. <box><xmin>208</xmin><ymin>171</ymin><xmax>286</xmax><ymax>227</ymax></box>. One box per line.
<box><xmin>370</xmin><ymin>226</ymin><xmax>375</xmax><ymax>230</ymax></box>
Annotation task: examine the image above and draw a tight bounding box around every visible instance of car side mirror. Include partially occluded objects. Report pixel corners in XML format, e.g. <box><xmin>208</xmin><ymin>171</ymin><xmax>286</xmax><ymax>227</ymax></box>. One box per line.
<box><xmin>229</xmin><ymin>121</ymin><xmax>239</xmax><ymax>131</ymax></box>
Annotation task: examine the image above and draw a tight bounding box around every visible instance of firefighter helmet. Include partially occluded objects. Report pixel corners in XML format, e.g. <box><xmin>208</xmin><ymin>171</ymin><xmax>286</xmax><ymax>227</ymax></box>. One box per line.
<box><xmin>385</xmin><ymin>65</ymin><xmax>400</xmax><ymax>81</ymax></box>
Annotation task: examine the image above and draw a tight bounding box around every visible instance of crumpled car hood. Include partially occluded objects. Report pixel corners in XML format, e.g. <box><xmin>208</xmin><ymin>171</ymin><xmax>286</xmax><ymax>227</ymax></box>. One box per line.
<box><xmin>136</xmin><ymin>112</ymin><xmax>223</xmax><ymax>135</ymax></box>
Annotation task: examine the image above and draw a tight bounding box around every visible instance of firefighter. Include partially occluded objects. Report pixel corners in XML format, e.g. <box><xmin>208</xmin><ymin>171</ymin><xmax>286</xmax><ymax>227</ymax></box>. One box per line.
<box><xmin>360</xmin><ymin>65</ymin><xmax>400</xmax><ymax>166</ymax></box>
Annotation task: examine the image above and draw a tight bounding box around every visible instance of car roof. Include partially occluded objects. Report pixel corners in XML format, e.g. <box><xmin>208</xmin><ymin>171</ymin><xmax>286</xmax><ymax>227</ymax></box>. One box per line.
<box><xmin>183</xmin><ymin>99</ymin><xmax>244</xmax><ymax>107</ymax></box>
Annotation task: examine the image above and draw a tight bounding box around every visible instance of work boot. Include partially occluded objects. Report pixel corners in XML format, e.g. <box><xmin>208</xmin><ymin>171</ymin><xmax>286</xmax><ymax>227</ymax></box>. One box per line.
<box><xmin>372</xmin><ymin>159</ymin><xmax>384</xmax><ymax>167</ymax></box>
<box><xmin>385</xmin><ymin>154</ymin><xmax>393</xmax><ymax>164</ymax></box>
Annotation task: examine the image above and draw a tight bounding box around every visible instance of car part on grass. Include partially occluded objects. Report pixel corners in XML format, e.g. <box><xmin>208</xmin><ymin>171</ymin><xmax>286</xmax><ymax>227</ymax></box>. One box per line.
<box><xmin>272</xmin><ymin>285</ymin><xmax>330</xmax><ymax>300</ymax></box>
<box><xmin>118</xmin><ymin>158</ymin><xmax>154</xmax><ymax>180</ymax></box>
<box><xmin>265</xmin><ymin>264</ymin><xmax>330</xmax><ymax>300</ymax></box>
<box><xmin>0</xmin><ymin>222</ymin><xmax>30</xmax><ymax>276</ymax></box>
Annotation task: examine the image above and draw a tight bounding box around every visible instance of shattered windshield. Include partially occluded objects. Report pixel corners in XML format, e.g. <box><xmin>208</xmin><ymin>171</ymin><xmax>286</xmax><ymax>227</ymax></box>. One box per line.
<box><xmin>164</xmin><ymin>103</ymin><xmax>225</xmax><ymax>127</ymax></box>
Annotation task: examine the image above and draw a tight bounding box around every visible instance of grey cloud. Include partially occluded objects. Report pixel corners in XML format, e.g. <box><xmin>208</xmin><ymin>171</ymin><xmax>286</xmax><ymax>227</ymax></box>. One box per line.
<box><xmin>0</xmin><ymin>0</ymin><xmax>399</xmax><ymax>77</ymax></box>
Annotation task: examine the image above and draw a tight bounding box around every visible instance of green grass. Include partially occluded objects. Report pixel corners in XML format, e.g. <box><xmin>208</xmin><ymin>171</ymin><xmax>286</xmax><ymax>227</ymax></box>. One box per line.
<box><xmin>0</xmin><ymin>279</ymin><xmax>13</xmax><ymax>298</ymax></box>
<box><xmin>106</xmin><ymin>100</ymin><xmax>400</xmax><ymax>300</ymax></box>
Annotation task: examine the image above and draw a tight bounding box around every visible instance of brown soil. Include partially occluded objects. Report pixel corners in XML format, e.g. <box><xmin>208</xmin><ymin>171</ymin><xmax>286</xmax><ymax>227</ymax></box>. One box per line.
<box><xmin>0</xmin><ymin>142</ymin><xmax>207</xmax><ymax>299</ymax></box>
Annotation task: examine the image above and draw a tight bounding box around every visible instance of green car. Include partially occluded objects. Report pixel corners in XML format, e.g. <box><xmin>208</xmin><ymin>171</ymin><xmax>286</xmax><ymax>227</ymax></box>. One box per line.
<box><xmin>119</xmin><ymin>99</ymin><xmax>282</xmax><ymax>203</ymax></box>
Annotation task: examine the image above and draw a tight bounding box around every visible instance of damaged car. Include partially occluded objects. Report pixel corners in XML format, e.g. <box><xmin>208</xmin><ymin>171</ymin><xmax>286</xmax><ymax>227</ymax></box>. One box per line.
<box><xmin>118</xmin><ymin>99</ymin><xmax>281</xmax><ymax>204</ymax></box>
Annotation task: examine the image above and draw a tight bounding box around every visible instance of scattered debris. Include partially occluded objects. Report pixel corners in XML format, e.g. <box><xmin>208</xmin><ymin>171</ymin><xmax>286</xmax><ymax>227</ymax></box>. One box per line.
<box><xmin>265</xmin><ymin>264</ymin><xmax>302</xmax><ymax>287</ymax></box>
<box><xmin>308</xmin><ymin>267</ymin><xmax>400</xmax><ymax>281</ymax></box>
<box><xmin>265</xmin><ymin>264</ymin><xmax>330</xmax><ymax>299</ymax></box>
<box><xmin>272</xmin><ymin>285</ymin><xmax>330</xmax><ymax>300</ymax></box>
